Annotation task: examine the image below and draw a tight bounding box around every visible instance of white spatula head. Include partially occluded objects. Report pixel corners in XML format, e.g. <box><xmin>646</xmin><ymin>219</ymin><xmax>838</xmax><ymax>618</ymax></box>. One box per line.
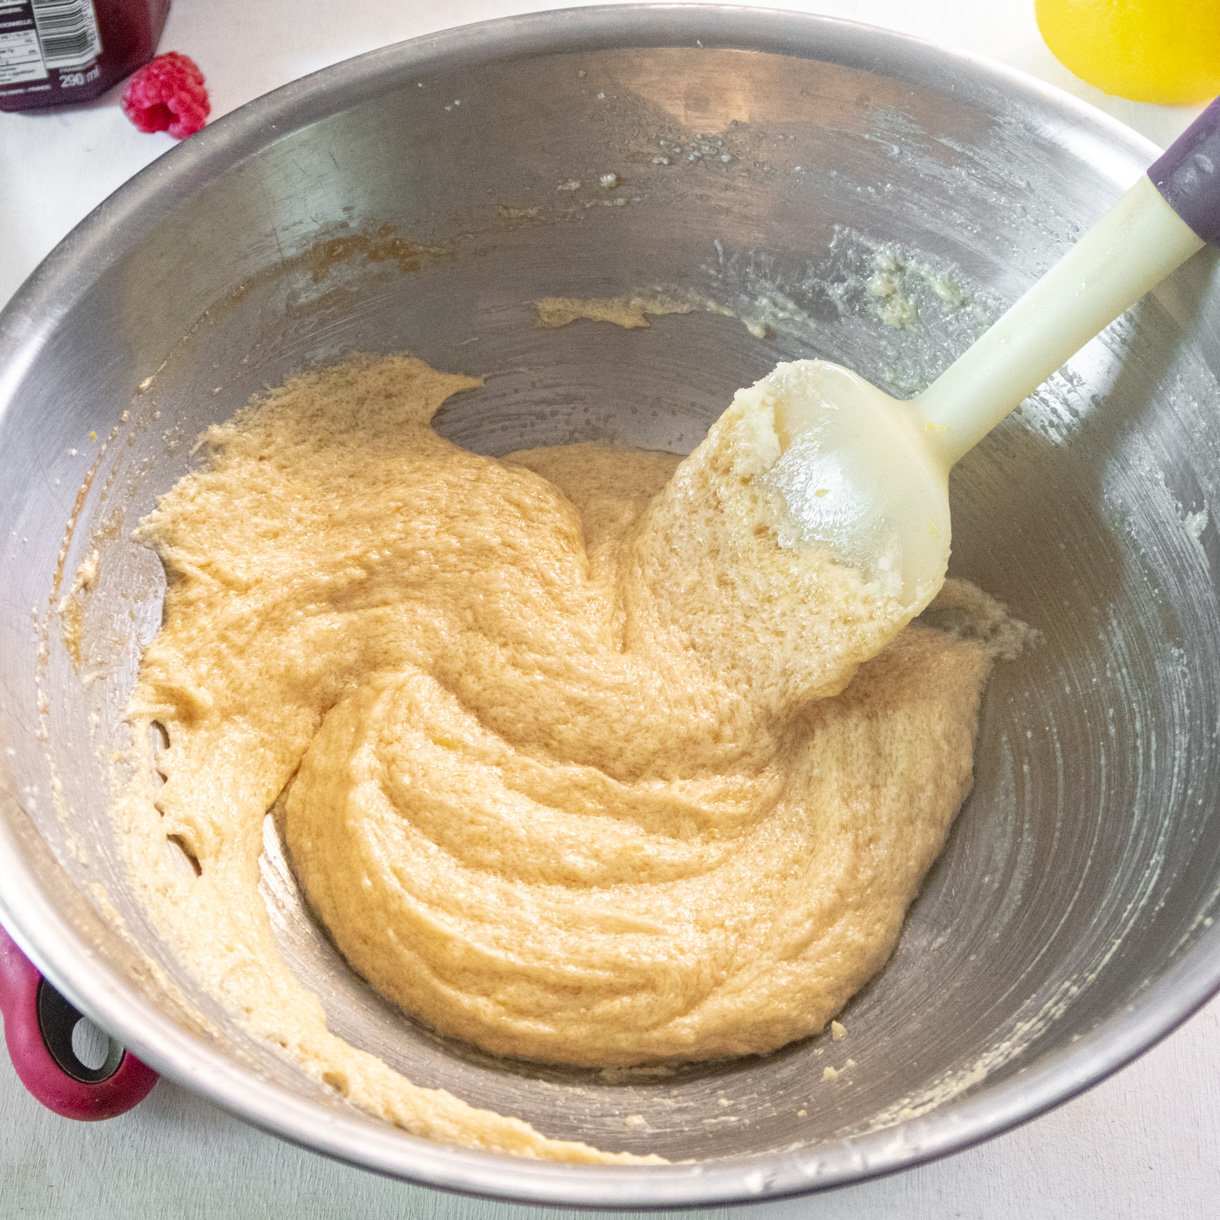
<box><xmin>756</xmin><ymin>360</ymin><xmax>951</xmax><ymax>615</ymax></box>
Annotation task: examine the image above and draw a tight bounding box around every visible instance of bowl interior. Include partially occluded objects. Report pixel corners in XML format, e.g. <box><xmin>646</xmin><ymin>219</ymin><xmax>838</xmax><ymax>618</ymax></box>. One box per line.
<box><xmin>2</xmin><ymin>11</ymin><xmax>1220</xmax><ymax>1202</ymax></box>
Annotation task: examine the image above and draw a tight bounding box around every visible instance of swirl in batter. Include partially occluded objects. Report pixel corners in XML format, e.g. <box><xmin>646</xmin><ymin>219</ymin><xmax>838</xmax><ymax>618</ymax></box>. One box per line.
<box><xmin>124</xmin><ymin>354</ymin><xmax>1017</xmax><ymax>1157</ymax></box>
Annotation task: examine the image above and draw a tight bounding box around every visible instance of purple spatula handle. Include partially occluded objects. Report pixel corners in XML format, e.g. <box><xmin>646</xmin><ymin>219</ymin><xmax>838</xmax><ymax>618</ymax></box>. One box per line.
<box><xmin>1149</xmin><ymin>95</ymin><xmax>1220</xmax><ymax>245</ymax></box>
<box><xmin>0</xmin><ymin>923</ymin><xmax>157</xmax><ymax>1119</ymax></box>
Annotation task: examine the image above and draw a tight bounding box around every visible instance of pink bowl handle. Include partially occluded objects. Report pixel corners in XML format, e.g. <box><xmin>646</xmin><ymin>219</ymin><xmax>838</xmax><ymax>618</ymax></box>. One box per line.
<box><xmin>0</xmin><ymin>923</ymin><xmax>157</xmax><ymax>1119</ymax></box>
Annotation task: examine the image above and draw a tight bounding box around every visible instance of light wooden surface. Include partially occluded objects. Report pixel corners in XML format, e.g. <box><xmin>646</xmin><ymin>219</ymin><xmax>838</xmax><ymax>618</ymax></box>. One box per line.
<box><xmin>2</xmin><ymin>3</ymin><xmax>1218</xmax><ymax>1217</ymax></box>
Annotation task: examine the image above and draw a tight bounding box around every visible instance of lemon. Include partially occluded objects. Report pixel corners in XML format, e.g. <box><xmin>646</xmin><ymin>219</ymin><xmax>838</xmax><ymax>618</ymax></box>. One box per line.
<box><xmin>1036</xmin><ymin>0</ymin><xmax>1220</xmax><ymax>105</ymax></box>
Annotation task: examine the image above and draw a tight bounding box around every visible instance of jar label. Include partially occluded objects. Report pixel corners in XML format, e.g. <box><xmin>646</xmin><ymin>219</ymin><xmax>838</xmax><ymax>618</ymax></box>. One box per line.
<box><xmin>0</xmin><ymin>0</ymin><xmax>102</xmax><ymax>94</ymax></box>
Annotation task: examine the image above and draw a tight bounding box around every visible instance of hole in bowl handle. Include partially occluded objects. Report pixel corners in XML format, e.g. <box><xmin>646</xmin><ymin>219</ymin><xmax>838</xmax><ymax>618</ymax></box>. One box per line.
<box><xmin>0</xmin><ymin>922</ymin><xmax>157</xmax><ymax>1119</ymax></box>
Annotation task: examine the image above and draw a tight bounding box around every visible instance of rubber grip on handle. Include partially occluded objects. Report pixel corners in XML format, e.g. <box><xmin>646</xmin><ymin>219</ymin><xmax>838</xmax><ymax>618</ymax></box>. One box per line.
<box><xmin>1149</xmin><ymin>95</ymin><xmax>1220</xmax><ymax>246</ymax></box>
<box><xmin>0</xmin><ymin>923</ymin><xmax>157</xmax><ymax>1119</ymax></box>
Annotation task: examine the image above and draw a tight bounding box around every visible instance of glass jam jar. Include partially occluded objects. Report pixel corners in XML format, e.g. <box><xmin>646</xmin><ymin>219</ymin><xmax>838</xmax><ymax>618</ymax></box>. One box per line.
<box><xmin>0</xmin><ymin>0</ymin><xmax>170</xmax><ymax>111</ymax></box>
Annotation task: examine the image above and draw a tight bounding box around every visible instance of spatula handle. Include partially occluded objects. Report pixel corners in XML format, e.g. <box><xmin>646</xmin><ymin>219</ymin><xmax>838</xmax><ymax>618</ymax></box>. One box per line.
<box><xmin>915</xmin><ymin>98</ymin><xmax>1220</xmax><ymax>469</ymax></box>
<box><xmin>1150</xmin><ymin>96</ymin><xmax>1220</xmax><ymax>245</ymax></box>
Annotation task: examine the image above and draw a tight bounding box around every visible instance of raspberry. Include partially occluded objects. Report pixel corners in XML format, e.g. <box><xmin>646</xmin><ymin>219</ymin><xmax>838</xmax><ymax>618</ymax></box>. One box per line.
<box><xmin>121</xmin><ymin>53</ymin><xmax>210</xmax><ymax>140</ymax></box>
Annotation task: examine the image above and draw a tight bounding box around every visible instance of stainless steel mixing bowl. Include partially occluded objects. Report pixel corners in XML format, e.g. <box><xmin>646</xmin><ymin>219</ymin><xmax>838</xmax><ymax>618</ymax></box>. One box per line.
<box><xmin>2</xmin><ymin>4</ymin><xmax>1219</xmax><ymax>1207</ymax></box>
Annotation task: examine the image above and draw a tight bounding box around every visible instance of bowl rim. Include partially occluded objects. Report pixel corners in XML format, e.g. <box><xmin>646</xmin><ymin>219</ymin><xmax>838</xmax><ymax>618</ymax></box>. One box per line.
<box><xmin>2</xmin><ymin>2</ymin><xmax>1219</xmax><ymax>1208</ymax></box>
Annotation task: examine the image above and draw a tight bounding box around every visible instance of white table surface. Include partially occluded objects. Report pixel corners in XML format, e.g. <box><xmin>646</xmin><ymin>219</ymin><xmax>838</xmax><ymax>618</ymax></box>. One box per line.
<box><xmin>2</xmin><ymin>2</ymin><xmax>1217</xmax><ymax>1217</ymax></box>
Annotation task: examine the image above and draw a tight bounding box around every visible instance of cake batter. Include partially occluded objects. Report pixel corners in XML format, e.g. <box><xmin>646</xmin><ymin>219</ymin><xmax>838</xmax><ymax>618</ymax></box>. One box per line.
<box><xmin>119</xmin><ymin>354</ymin><xmax>1020</xmax><ymax>1158</ymax></box>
